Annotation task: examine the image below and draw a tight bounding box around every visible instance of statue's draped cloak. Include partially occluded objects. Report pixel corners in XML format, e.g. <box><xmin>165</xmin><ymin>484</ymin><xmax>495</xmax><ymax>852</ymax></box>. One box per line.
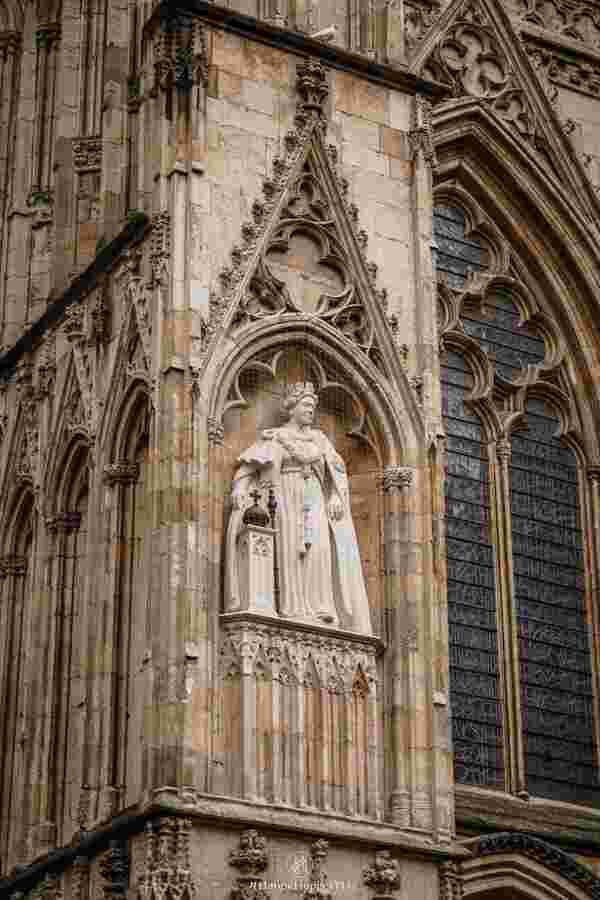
<box><xmin>225</xmin><ymin>426</ymin><xmax>372</xmax><ymax>635</ymax></box>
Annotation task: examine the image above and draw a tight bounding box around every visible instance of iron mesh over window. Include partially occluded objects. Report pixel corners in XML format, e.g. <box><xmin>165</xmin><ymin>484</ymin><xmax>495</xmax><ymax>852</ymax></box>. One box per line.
<box><xmin>433</xmin><ymin>205</ymin><xmax>489</xmax><ymax>290</ymax></box>
<box><xmin>442</xmin><ymin>351</ymin><xmax>505</xmax><ymax>788</ymax></box>
<box><xmin>510</xmin><ymin>400</ymin><xmax>599</xmax><ymax>804</ymax></box>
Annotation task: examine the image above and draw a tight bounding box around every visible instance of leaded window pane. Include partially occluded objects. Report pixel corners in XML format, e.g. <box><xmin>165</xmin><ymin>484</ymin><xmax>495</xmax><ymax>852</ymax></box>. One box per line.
<box><xmin>434</xmin><ymin>205</ymin><xmax>489</xmax><ymax>290</ymax></box>
<box><xmin>510</xmin><ymin>400</ymin><xmax>599</xmax><ymax>804</ymax></box>
<box><xmin>461</xmin><ymin>293</ymin><xmax>546</xmax><ymax>383</ymax></box>
<box><xmin>442</xmin><ymin>350</ymin><xmax>505</xmax><ymax>789</ymax></box>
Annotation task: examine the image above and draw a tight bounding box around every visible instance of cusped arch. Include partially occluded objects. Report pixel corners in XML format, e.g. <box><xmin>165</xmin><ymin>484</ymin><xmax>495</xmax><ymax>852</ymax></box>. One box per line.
<box><xmin>433</xmin><ymin>103</ymin><xmax>600</xmax><ymax>461</ymax></box>
<box><xmin>47</xmin><ymin>437</ymin><xmax>91</xmax><ymax>518</ymax></box>
<box><xmin>208</xmin><ymin>318</ymin><xmax>423</xmax><ymax>467</ymax></box>
<box><xmin>109</xmin><ymin>379</ymin><xmax>151</xmax><ymax>464</ymax></box>
<box><xmin>460</xmin><ymin>834</ymin><xmax>600</xmax><ymax>900</ymax></box>
<box><xmin>2</xmin><ymin>485</ymin><xmax>34</xmax><ymax>557</ymax></box>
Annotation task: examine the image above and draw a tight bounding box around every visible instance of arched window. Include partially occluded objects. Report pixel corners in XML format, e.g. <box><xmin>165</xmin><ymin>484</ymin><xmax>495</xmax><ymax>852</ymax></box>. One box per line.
<box><xmin>47</xmin><ymin>447</ymin><xmax>90</xmax><ymax>835</ymax></box>
<box><xmin>437</xmin><ymin>202</ymin><xmax>600</xmax><ymax>805</ymax></box>
<box><xmin>0</xmin><ymin>491</ymin><xmax>35</xmax><ymax>861</ymax></box>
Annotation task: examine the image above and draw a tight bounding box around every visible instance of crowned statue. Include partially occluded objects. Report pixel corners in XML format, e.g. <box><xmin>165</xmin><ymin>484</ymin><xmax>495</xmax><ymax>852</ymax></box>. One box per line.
<box><xmin>224</xmin><ymin>382</ymin><xmax>372</xmax><ymax>635</ymax></box>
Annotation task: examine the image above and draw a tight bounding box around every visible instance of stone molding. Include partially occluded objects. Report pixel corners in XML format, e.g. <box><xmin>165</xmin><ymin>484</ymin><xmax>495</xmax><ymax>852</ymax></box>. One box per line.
<box><xmin>472</xmin><ymin>833</ymin><xmax>600</xmax><ymax>897</ymax></box>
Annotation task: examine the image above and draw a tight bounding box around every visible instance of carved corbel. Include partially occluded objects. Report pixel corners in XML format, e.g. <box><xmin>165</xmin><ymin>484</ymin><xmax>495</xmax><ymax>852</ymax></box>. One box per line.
<box><xmin>104</xmin><ymin>461</ymin><xmax>140</xmax><ymax>485</ymax></box>
<box><xmin>363</xmin><ymin>850</ymin><xmax>401</xmax><ymax>899</ymax></box>
<box><xmin>229</xmin><ymin>829</ymin><xmax>269</xmax><ymax>900</ymax></box>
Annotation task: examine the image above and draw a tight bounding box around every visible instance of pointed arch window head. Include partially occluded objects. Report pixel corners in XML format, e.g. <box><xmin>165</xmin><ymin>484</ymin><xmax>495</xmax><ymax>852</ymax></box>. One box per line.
<box><xmin>436</xmin><ymin>199</ymin><xmax>600</xmax><ymax>807</ymax></box>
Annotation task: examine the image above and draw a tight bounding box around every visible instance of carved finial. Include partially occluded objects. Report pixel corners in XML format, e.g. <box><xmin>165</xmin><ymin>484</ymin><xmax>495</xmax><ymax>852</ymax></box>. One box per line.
<box><xmin>229</xmin><ymin>829</ymin><xmax>269</xmax><ymax>899</ymax></box>
<box><xmin>296</xmin><ymin>59</ymin><xmax>329</xmax><ymax>120</ymax></box>
<box><xmin>363</xmin><ymin>850</ymin><xmax>401</xmax><ymax>899</ymax></box>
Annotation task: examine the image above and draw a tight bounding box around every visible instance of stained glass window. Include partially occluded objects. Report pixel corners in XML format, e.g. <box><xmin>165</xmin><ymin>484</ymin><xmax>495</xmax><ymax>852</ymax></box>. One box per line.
<box><xmin>434</xmin><ymin>205</ymin><xmax>489</xmax><ymax>290</ymax></box>
<box><xmin>442</xmin><ymin>350</ymin><xmax>505</xmax><ymax>788</ymax></box>
<box><xmin>436</xmin><ymin>201</ymin><xmax>599</xmax><ymax>805</ymax></box>
<box><xmin>510</xmin><ymin>400</ymin><xmax>599</xmax><ymax>804</ymax></box>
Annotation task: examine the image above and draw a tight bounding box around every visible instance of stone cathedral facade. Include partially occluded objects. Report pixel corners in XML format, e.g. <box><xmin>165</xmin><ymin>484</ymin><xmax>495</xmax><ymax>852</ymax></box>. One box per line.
<box><xmin>3</xmin><ymin>0</ymin><xmax>600</xmax><ymax>897</ymax></box>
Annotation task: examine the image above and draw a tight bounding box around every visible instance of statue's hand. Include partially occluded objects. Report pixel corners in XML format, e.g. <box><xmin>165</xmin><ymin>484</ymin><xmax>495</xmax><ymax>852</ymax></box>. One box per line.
<box><xmin>328</xmin><ymin>497</ymin><xmax>344</xmax><ymax>521</ymax></box>
<box><xmin>231</xmin><ymin>491</ymin><xmax>244</xmax><ymax>510</ymax></box>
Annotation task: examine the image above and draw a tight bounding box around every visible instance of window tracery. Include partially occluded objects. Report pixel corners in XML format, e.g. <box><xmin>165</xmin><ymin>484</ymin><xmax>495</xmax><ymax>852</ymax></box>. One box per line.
<box><xmin>436</xmin><ymin>200</ymin><xmax>600</xmax><ymax>804</ymax></box>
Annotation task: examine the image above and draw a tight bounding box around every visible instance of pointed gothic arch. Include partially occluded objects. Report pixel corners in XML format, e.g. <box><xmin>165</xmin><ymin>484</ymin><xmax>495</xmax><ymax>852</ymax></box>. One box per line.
<box><xmin>433</xmin><ymin>102</ymin><xmax>600</xmax><ymax>805</ymax></box>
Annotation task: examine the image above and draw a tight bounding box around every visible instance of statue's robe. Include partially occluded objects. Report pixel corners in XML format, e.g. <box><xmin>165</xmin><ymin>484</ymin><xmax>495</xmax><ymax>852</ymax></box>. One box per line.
<box><xmin>225</xmin><ymin>426</ymin><xmax>372</xmax><ymax>635</ymax></box>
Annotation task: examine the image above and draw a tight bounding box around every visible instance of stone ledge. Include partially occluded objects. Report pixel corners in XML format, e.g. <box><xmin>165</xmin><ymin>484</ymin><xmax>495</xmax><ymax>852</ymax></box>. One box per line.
<box><xmin>456</xmin><ymin>785</ymin><xmax>600</xmax><ymax>854</ymax></box>
<box><xmin>143</xmin><ymin>787</ymin><xmax>472</xmax><ymax>860</ymax></box>
<box><xmin>220</xmin><ymin>610</ymin><xmax>386</xmax><ymax>652</ymax></box>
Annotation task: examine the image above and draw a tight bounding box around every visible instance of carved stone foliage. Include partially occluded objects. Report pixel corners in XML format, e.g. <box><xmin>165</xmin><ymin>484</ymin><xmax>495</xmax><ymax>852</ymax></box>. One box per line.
<box><xmin>422</xmin><ymin>1</ymin><xmax>537</xmax><ymax>141</ymax></box>
<box><xmin>151</xmin><ymin>211</ymin><xmax>171</xmax><ymax>284</ymax></box>
<box><xmin>303</xmin><ymin>840</ymin><xmax>332</xmax><ymax>900</ymax></box>
<box><xmin>296</xmin><ymin>58</ymin><xmax>329</xmax><ymax>119</ymax></box>
<box><xmin>137</xmin><ymin>818</ymin><xmax>196</xmax><ymax>900</ymax></box>
<box><xmin>229</xmin><ymin>830</ymin><xmax>269</xmax><ymax>900</ymax></box>
<box><xmin>363</xmin><ymin>850</ymin><xmax>401</xmax><ymax>899</ymax></box>
<box><xmin>379</xmin><ymin>466</ymin><xmax>413</xmax><ymax>493</ymax></box>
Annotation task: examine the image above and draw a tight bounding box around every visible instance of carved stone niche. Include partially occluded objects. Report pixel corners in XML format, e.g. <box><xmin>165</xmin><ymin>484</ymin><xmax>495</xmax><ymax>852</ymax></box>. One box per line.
<box><xmin>220</xmin><ymin>346</ymin><xmax>384</xmax><ymax>635</ymax></box>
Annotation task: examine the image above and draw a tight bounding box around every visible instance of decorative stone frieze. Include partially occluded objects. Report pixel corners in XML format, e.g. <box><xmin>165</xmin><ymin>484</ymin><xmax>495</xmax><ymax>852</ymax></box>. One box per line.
<box><xmin>523</xmin><ymin>34</ymin><xmax>600</xmax><ymax>98</ymax></box>
<box><xmin>136</xmin><ymin>818</ymin><xmax>195</xmax><ymax>900</ymax></box>
<box><xmin>363</xmin><ymin>850</ymin><xmax>401</xmax><ymax>899</ymax></box>
<box><xmin>379</xmin><ymin>466</ymin><xmax>413</xmax><ymax>493</ymax></box>
<box><xmin>229</xmin><ymin>829</ymin><xmax>269</xmax><ymax>900</ymax></box>
<box><xmin>73</xmin><ymin>138</ymin><xmax>102</xmax><ymax>173</ymax></box>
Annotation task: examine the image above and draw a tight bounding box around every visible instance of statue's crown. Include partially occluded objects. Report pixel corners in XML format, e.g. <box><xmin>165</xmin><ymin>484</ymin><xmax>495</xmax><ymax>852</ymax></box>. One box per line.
<box><xmin>284</xmin><ymin>382</ymin><xmax>318</xmax><ymax>404</ymax></box>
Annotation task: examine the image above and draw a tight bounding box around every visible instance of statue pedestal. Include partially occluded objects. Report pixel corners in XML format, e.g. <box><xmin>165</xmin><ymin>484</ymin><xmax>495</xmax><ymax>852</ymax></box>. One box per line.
<box><xmin>237</xmin><ymin>524</ymin><xmax>277</xmax><ymax>615</ymax></box>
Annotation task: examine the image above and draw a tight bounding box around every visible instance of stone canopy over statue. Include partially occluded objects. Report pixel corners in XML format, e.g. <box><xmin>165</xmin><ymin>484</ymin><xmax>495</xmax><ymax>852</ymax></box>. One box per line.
<box><xmin>224</xmin><ymin>382</ymin><xmax>372</xmax><ymax>635</ymax></box>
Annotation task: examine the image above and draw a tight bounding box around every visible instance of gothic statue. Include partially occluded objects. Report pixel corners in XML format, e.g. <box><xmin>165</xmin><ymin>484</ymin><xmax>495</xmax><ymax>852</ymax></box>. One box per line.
<box><xmin>224</xmin><ymin>382</ymin><xmax>372</xmax><ymax>634</ymax></box>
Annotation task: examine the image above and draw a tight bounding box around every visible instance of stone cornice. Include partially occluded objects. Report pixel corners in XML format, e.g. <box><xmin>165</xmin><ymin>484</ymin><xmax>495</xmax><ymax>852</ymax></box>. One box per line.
<box><xmin>0</xmin><ymin>215</ymin><xmax>150</xmax><ymax>385</ymax></box>
<box><xmin>142</xmin><ymin>0</ymin><xmax>448</xmax><ymax>101</ymax></box>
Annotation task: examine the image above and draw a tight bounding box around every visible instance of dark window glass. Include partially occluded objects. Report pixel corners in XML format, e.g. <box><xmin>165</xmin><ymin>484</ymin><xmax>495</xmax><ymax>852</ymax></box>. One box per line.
<box><xmin>510</xmin><ymin>399</ymin><xmax>599</xmax><ymax>804</ymax></box>
<box><xmin>434</xmin><ymin>205</ymin><xmax>489</xmax><ymax>290</ymax></box>
<box><xmin>461</xmin><ymin>293</ymin><xmax>546</xmax><ymax>383</ymax></box>
<box><xmin>442</xmin><ymin>350</ymin><xmax>505</xmax><ymax>788</ymax></box>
